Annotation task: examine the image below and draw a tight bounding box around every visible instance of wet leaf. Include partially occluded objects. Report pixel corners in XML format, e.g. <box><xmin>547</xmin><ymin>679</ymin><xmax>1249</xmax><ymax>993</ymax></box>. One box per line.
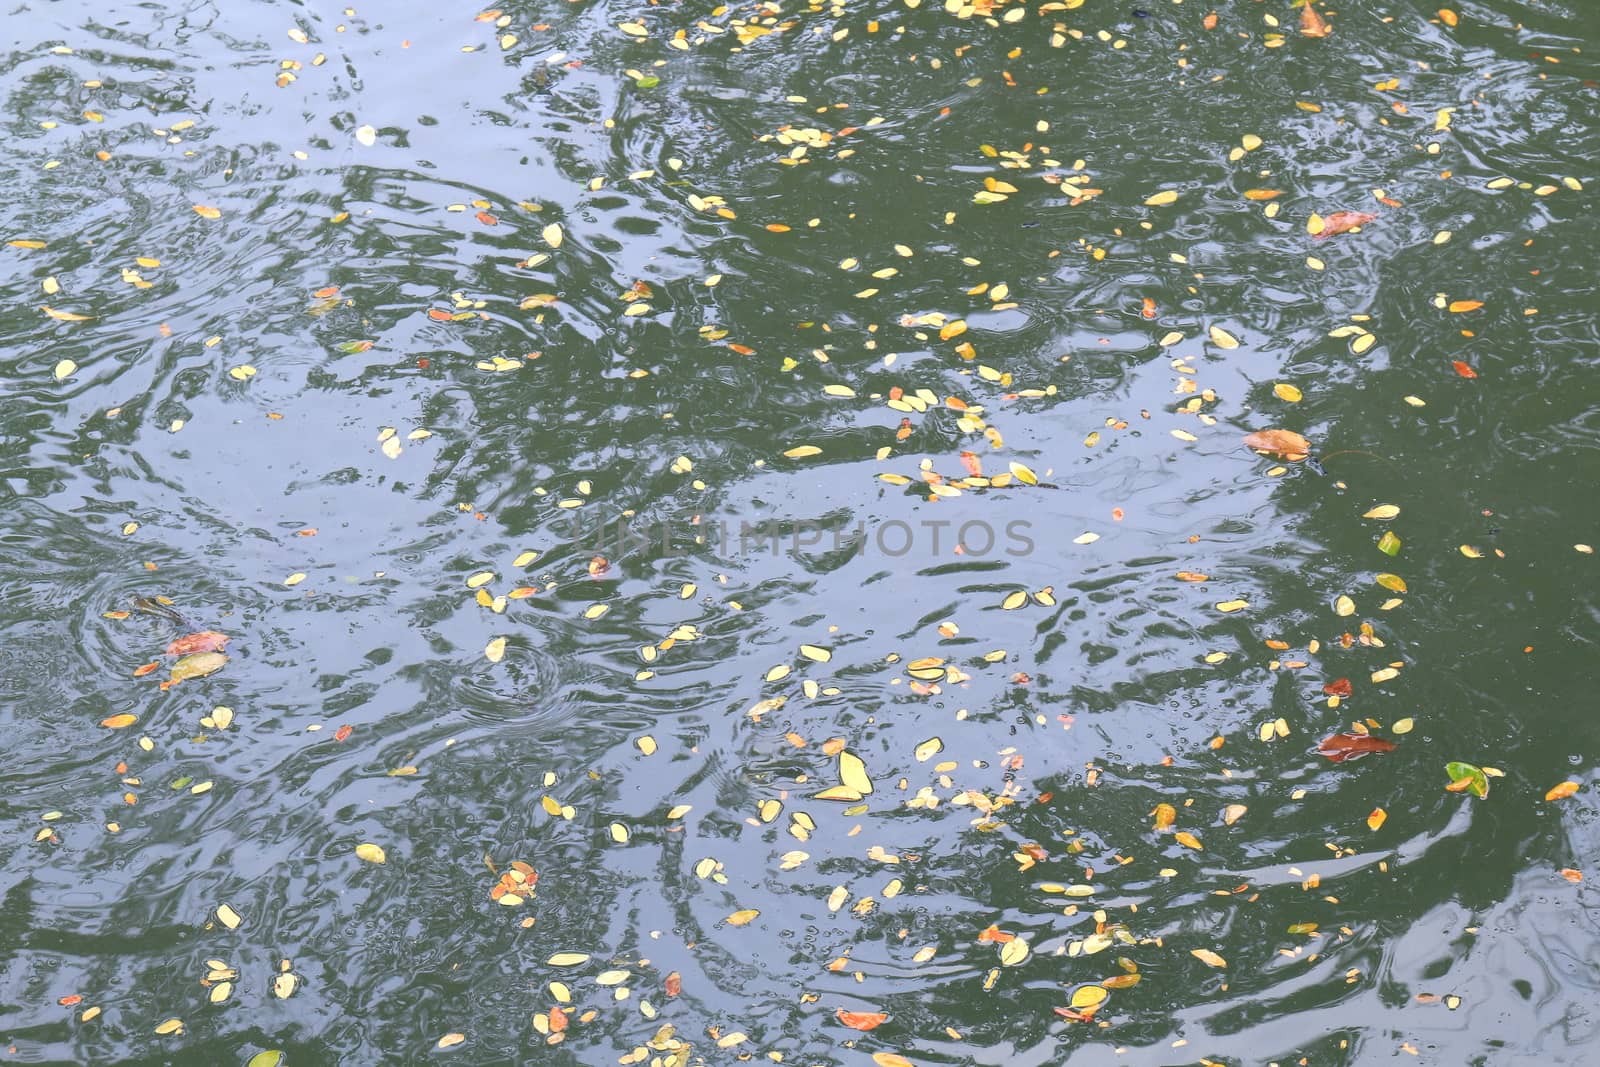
<box><xmin>872</xmin><ymin>1055</ymin><xmax>915</xmax><ymax>1067</ymax></box>
<box><xmin>726</xmin><ymin>908</ymin><xmax>760</xmax><ymax>926</ymax></box>
<box><xmin>1376</xmin><ymin>573</ymin><xmax>1407</xmax><ymax>592</ymax></box>
<box><xmin>547</xmin><ymin>952</ymin><xmax>589</xmax><ymax>966</ymax></box>
<box><xmin>246</xmin><ymin>1053</ymin><xmax>285</xmax><ymax>1067</ymax></box>
<box><xmin>1364</xmin><ymin>504</ymin><xmax>1400</xmax><ymax>520</ymax></box>
<box><xmin>836</xmin><ymin>1009</ymin><xmax>888</xmax><ymax>1031</ymax></box>
<box><xmin>542</xmin><ymin>223</ymin><xmax>564</xmax><ymax>248</ymax></box>
<box><xmin>1452</xmin><ymin>360</ymin><xmax>1478</xmax><ymax>379</ymax></box>
<box><xmin>101</xmin><ymin>713</ymin><xmax>138</xmax><ymax>729</ymax></box>
<box><xmin>839</xmin><ymin>750</ymin><xmax>874</xmax><ymax>795</ymax></box>
<box><xmin>1242</xmin><ymin>429</ymin><xmax>1311</xmax><ymax>460</ymax></box>
<box><xmin>1367</xmin><ymin>807</ymin><xmax>1387</xmax><ymax>831</ymax></box>
<box><xmin>1444</xmin><ymin>761</ymin><xmax>1489</xmax><ymax>799</ymax></box>
<box><xmin>54</xmin><ymin>359</ymin><xmax>77</xmax><ymax>381</ymax></box>
<box><xmin>169</xmin><ymin>652</ymin><xmax>227</xmax><ymax>683</ymax></box>
<box><xmin>1174</xmin><ymin>831</ymin><xmax>1203</xmax><ymax>850</ymax></box>
<box><xmin>1313</xmin><ymin>210</ymin><xmax>1376</xmax><ymax>239</ymax></box>
<box><xmin>166</xmin><ymin>631</ymin><xmax>229</xmax><ymax>656</ymax></box>
<box><xmin>1323</xmin><ymin>677</ymin><xmax>1353</xmax><ymax>697</ymax></box>
<box><xmin>1545</xmin><ymin>781</ymin><xmax>1580</xmax><ymax>802</ymax></box>
<box><xmin>41</xmin><ymin>306</ymin><xmax>93</xmax><ymax>322</ymax></box>
<box><xmin>1273</xmin><ymin>383</ymin><xmax>1303</xmax><ymax>402</ymax></box>
<box><xmin>1318</xmin><ymin>732</ymin><xmax>1397</xmax><ymax>762</ymax></box>
<box><xmin>193</xmin><ymin>205</ymin><xmax>221</xmax><ymax>219</ymax></box>
<box><xmin>1208</xmin><ymin>325</ymin><xmax>1240</xmax><ymax>349</ymax></box>
<box><xmin>485</xmin><ymin>637</ymin><xmax>507</xmax><ymax>662</ymax></box>
<box><xmin>437</xmin><ymin>1032</ymin><xmax>465</xmax><ymax>1049</ymax></box>
<box><xmin>1070</xmin><ymin>984</ymin><xmax>1108</xmax><ymax>1009</ymax></box>
<box><xmin>355</xmin><ymin>842</ymin><xmax>387</xmax><ymax>864</ymax></box>
<box><xmin>1152</xmin><ymin>802</ymin><xmax>1176</xmax><ymax>830</ymax></box>
<box><xmin>999</xmin><ymin>938</ymin><xmax>1030</xmax><ymax>965</ymax></box>
<box><xmin>1190</xmin><ymin>948</ymin><xmax>1226</xmax><ymax>968</ymax></box>
<box><xmin>1377</xmin><ymin>531</ymin><xmax>1402</xmax><ymax>556</ymax></box>
<box><xmin>1448</xmin><ymin>300</ymin><xmax>1484</xmax><ymax>313</ymax></box>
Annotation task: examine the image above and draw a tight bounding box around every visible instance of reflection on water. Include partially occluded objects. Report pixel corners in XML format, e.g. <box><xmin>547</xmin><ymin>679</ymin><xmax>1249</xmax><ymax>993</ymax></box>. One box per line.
<box><xmin>3</xmin><ymin>1</ymin><xmax>1598</xmax><ymax>1063</ymax></box>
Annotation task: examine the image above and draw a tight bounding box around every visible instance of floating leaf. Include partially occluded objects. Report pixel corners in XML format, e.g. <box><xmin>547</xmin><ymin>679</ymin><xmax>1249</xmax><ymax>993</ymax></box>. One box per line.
<box><xmin>1208</xmin><ymin>325</ymin><xmax>1240</xmax><ymax>350</ymax></box>
<box><xmin>102</xmin><ymin>713</ymin><xmax>137</xmax><ymax>729</ymax></box>
<box><xmin>1377</xmin><ymin>531</ymin><xmax>1402</xmax><ymax>556</ymax></box>
<box><xmin>1242</xmin><ymin>429</ymin><xmax>1311</xmax><ymax>460</ymax></box>
<box><xmin>1452</xmin><ymin>360</ymin><xmax>1478</xmax><ymax>379</ymax></box>
<box><xmin>1367</xmin><ymin>807</ymin><xmax>1387</xmax><ymax>831</ymax></box>
<box><xmin>1364</xmin><ymin>504</ymin><xmax>1400</xmax><ymax>520</ymax></box>
<box><xmin>41</xmin><ymin>306</ymin><xmax>93</xmax><ymax>322</ymax></box>
<box><xmin>166</xmin><ymin>631</ymin><xmax>229</xmax><ymax>655</ymax></box>
<box><xmin>542</xmin><ymin>223</ymin><xmax>564</xmax><ymax>248</ymax></box>
<box><xmin>1273</xmin><ymin>383</ymin><xmax>1303</xmax><ymax>402</ymax></box>
<box><xmin>999</xmin><ymin>938</ymin><xmax>1030</xmax><ymax>966</ymax></box>
<box><xmin>1545</xmin><ymin>781</ymin><xmax>1580</xmax><ymax>802</ymax></box>
<box><xmin>1144</xmin><ymin>189</ymin><xmax>1179</xmax><ymax>206</ymax></box>
<box><xmin>246</xmin><ymin>1053</ymin><xmax>285</xmax><ymax>1067</ymax></box>
<box><xmin>836</xmin><ymin>1010</ymin><xmax>888</xmax><ymax>1031</ymax></box>
<box><xmin>1375</xmin><ymin>573</ymin><xmax>1407</xmax><ymax>592</ymax></box>
<box><xmin>355</xmin><ymin>842</ymin><xmax>387</xmax><ymax>864</ymax></box>
<box><xmin>54</xmin><ymin>359</ymin><xmax>77</xmax><ymax>381</ymax></box>
<box><xmin>485</xmin><ymin>637</ymin><xmax>507</xmax><ymax>662</ymax></box>
<box><xmin>839</xmin><ymin>750</ymin><xmax>874</xmax><ymax>795</ymax></box>
<box><xmin>1318</xmin><ymin>733</ymin><xmax>1397</xmax><ymax>762</ymax></box>
<box><xmin>1008</xmin><ymin>461</ymin><xmax>1038</xmax><ymax>486</ymax></box>
<box><xmin>437</xmin><ymin>1033</ymin><xmax>465</xmax><ymax>1049</ymax></box>
<box><xmin>547</xmin><ymin>952</ymin><xmax>589</xmax><ymax>966</ymax></box>
<box><xmin>1223</xmin><ymin>803</ymin><xmax>1247</xmax><ymax>825</ymax></box>
<box><xmin>1152</xmin><ymin>802</ymin><xmax>1176</xmax><ymax>830</ymax></box>
<box><xmin>872</xmin><ymin>1055</ymin><xmax>915</xmax><ymax>1067</ymax></box>
<box><xmin>1174</xmin><ymin>831</ymin><xmax>1203</xmax><ymax>850</ymax></box>
<box><xmin>1444</xmin><ymin>761</ymin><xmax>1489</xmax><ymax>798</ymax></box>
<box><xmin>1314</xmin><ymin>210</ymin><xmax>1376</xmax><ymax>239</ymax></box>
<box><xmin>355</xmin><ymin>124</ymin><xmax>377</xmax><ymax>146</ymax></box>
<box><xmin>1190</xmin><ymin>949</ymin><xmax>1227</xmax><ymax>968</ymax></box>
<box><xmin>726</xmin><ymin>908</ymin><xmax>760</xmax><ymax>926</ymax></box>
<box><xmin>1448</xmin><ymin>300</ymin><xmax>1484</xmax><ymax>313</ymax></box>
<box><xmin>169</xmin><ymin>652</ymin><xmax>227</xmax><ymax>683</ymax></box>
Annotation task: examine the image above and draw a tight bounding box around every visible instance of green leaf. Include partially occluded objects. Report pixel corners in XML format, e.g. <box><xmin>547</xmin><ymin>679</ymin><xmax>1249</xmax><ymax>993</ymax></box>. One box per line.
<box><xmin>1445</xmin><ymin>761</ymin><xmax>1489</xmax><ymax>799</ymax></box>
<box><xmin>1377</xmin><ymin>530</ymin><xmax>1401</xmax><ymax>556</ymax></box>
<box><xmin>246</xmin><ymin>1053</ymin><xmax>285</xmax><ymax>1067</ymax></box>
<box><xmin>634</xmin><ymin>76</ymin><xmax>661</xmax><ymax>89</ymax></box>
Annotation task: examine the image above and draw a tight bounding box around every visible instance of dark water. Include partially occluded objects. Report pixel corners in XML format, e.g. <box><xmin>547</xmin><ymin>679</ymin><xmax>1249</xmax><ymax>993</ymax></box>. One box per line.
<box><xmin>3</xmin><ymin>1</ymin><xmax>1598</xmax><ymax>1063</ymax></box>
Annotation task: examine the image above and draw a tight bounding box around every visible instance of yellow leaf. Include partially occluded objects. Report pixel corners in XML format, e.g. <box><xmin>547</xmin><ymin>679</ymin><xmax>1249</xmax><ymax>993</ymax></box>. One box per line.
<box><xmin>1175</xmin><ymin>831</ymin><xmax>1203</xmax><ymax>850</ymax></box>
<box><xmin>547</xmin><ymin>952</ymin><xmax>590</xmax><ymax>966</ymax></box>
<box><xmin>1392</xmin><ymin>717</ymin><xmax>1415</xmax><ymax>734</ymax></box>
<box><xmin>1144</xmin><ymin>189</ymin><xmax>1179</xmax><ymax>206</ymax></box>
<box><xmin>799</xmin><ymin>644</ymin><xmax>831</xmax><ymax>662</ymax></box>
<box><xmin>1208</xmin><ymin>325</ymin><xmax>1240</xmax><ymax>349</ymax></box>
<box><xmin>101</xmin><ymin>713</ymin><xmax>137</xmax><ymax>729</ymax></box>
<box><xmin>7</xmin><ymin>239</ymin><xmax>46</xmax><ymax>249</ymax></box>
<box><xmin>1243</xmin><ymin>188</ymin><xmax>1283</xmax><ymax>200</ymax></box>
<box><xmin>1335</xmin><ymin>595</ymin><xmax>1356</xmax><ymax>616</ymax></box>
<box><xmin>1223</xmin><ymin>803</ymin><xmax>1247</xmax><ymax>825</ymax></box>
<box><xmin>999</xmin><ymin>938</ymin><xmax>1030</xmax><ymax>966</ymax></box>
<box><xmin>1152</xmin><ymin>803</ymin><xmax>1176</xmax><ymax>830</ymax></box>
<box><xmin>1448</xmin><ymin>299</ymin><xmax>1483</xmax><ymax>313</ymax></box>
<box><xmin>1546</xmin><ymin>781</ymin><xmax>1581</xmax><ymax>802</ymax></box>
<box><xmin>1459</xmin><ymin>545</ymin><xmax>1483</xmax><ymax>558</ymax></box>
<box><xmin>1001</xmin><ymin>590</ymin><xmax>1028</xmax><ymax>610</ymax></box>
<box><xmin>1375</xmin><ymin>573</ymin><xmax>1407</xmax><ymax>592</ymax></box>
<box><xmin>872</xmin><ymin>1055</ymin><xmax>915</xmax><ymax>1067</ymax></box>
<box><xmin>542</xmin><ymin>223</ymin><xmax>564</xmax><ymax>248</ymax></box>
<box><xmin>193</xmin><ymin>205</ymin><xmax>221</xmax><ymax>219</ymax></box>
<box><xmin>1367</xmin><ymin>807</ymin><xmax>1387</xmax><ymax>831</ymax></box>
<box><xmin>1215</xmin><ymin>599</ymin><xmax>1248</xmax><ymax>613</ymax></box>
<box><xmin>726</xmin><ymin>908</ymin><xmax>760</xmax><ymax>926</ymax></box>
<box><xmin>939</xmin><ymin>319</ymin><xmax>967</xmax><ymax>341</ymax></box>
<box><xmin>41</xmin><ymin>306</ymin><xmax>93</xmax><ymax>322</ymax></box>
<box><xmin>839</xmin><ymin>750</ymin><xmax>874</xmax><ymax>795</ymax></box>
<box><xmin>1363</xmin><ymin>504</ymin><xmax>1400</xmax><ymax>519</ymax></box>
<box><xmin>355</xmin><ymin>842</ymin><xmax>387</xmax><ymax>864</ymax></box>
<box><xmin>485</xmin><ymin>637</ymin><xmax>507</xmax><ymax>662</ymax></box>
<box><xmin>1273</xmin><ymin>383</ymin><xmax>1302</xmax><ymax>402</ymax></box>
<box><xmin>436</xmin><ymin>1033</ymin><xmax>466</xmax><ymax>1049</ymax></box>
<box><xmin>154</xmin><ymin>1018</ymin><xmax>185</xmax><ymax>1035</ymax></box>
<box><xmin>1008</xmin><ymin>461</ymin><xmax>1038</xmax><ymax>485</ymax></box>
<box><xmin>1307</xmin><ymin>212</ymin><xmax>1326</xmax><ymax>235</ymax></box>
<box><xmin>1190</xmin><ymin>948</ymin><xmax>1227</xmax><ymax>968</ymax></box>
<box><xmin>784</xmin><ymin>445</ymin><xmax>821</xmax><ymax>458</ymax></box>
<box><xmin>215</xmin><ymin>903</ymin><xmax>242</xmax><ymax>929</ymax></box>
<box><xmin>915</xmin><ymin>737</ymin><xmax>943</xmax><ymax>761</ymax></box>
<box><xmin>1070</xmin><ymin>985</ymin><xmax>1108</xmax><ymax>1009</ymax></box>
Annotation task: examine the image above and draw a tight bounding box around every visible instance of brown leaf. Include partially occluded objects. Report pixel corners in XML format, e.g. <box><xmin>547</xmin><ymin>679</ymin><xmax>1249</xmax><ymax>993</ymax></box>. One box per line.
<box><xmin>1314</xmin><ymin>211</ymin><xmax>1377</xmax><ymax>239</ymax></box>
<box><xmin>1300</xmin><ymin>2</ymin><xmax>1331</xmax><ymax>37</ymax></box>
<box><xmin>166</xmin><ymin>631</ymin><xmax>230</xmax><ymax>656</ymax></box>
<box><xmin>1242</xmin><ymin>429</ymin><xmax>1312</xmax><ymax>460</ymax></box>
<box><xmin>1322</xmin><ymin>677</ymin><xmax>1353</xmax><ymax>697</ymax></box>
<box><xmin>836</xmin><ymin>1009</ymin><xmax>888</xmax><ymax>1031</ymax></box>
<box><xmin>664</xmin><ymin>971</ymin><xmax>681</xmax><ymax>996</ymax></box>
<box><xmin>1317</xmin><ymin>732</ymin><xmax>1397</xmax><ymax>763</ymax></box>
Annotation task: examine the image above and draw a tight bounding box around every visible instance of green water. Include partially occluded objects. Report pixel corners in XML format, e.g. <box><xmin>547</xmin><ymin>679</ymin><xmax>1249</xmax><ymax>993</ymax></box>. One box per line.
<box><xmin>3</xmin><ymin>1</ymin><xmax>1598</xmax><ymax>1064</ymax></box>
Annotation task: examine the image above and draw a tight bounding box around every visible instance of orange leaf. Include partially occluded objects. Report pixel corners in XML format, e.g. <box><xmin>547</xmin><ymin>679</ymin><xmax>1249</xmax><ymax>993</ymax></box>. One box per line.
<box><xmin>334</xmin><ymin>724</ymin><xmax>354</xmax><ymax>742</ymax></box>
<box><xmin>549</xmin><ymin>1005</ymin><xmax>568</xmax><ymax>1033</ymax></box>
<box><xmin>959</xmin><ymin>451</ymin><xmax>982</xmax><ymax>478</ymax></box>
<box><xmin>1545</xmin><ymin>781</ymin><xmax>1581</xmax><ymax>802</ymax></box>
<box><xmin>727</xmin><ymin>343</ymin><xmax>756</xmax><ymax>355</ymax></box>
<box><xmin>836</xmin><ymin>1009</ymin><xmax>889</xmax><ymax>1031</ymax></box>
<box><xmin>313</xmin><ymin>286</ymin><xmax>340</xmax><ymax>299</ymax></box>
<box><xmin>976</xmin><ymin>924</ymin><xmax>1015</xmax><ymax>944</ymax></box>
<box><xmin>101</xmin><ymin>714</ymin><xmax>138</xmax><ymax>729</ymax></box>
<box><xmin>427</xmin><ymin>308</ymin><xmax>453</xmax><ymax>321</ymax></box>
<box><xmin>1242</xmin><ymin>428</ymin><xmax>1312</xmax><ymax>460</ymax></box>
<box><xmin>1560</xmin><ymin>868</ymin><xmax>1583</xmax><ymax>883</ymax></box>
<box><xmin>131</xmin><ymin>662</ymin><xmax>160</xmax><ymax>677</ymax></box>
<box><xmin>1452</xmin><ymin>360</ymin><xmax>1477</xmax><ymax>379</ymax></box>
<box><xmin>476</xmin><ymin>211</ymin><xmax>498</xmax><ymax>226</ymax></box>
<box><xmin>58</xmin><ymin>994</ymin><xmax>83</xmax><ymax>1006</ymax></box>
<box><xmin>1299</xmin><ymin>2</ymin><xmax>1330</xmax><ymax>36</ymax></box>
<box><xmin>1448</xmin><ymin>300</ymin><xmax>1484</xmax><ymax>313</ymax></box>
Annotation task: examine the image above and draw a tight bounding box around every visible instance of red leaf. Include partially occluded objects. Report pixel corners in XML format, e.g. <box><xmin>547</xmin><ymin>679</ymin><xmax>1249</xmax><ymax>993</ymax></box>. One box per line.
<box><xmin>58</xmin><ymin>994</ymin><xmax>82</xmax><ymax>1006</ymax></box>
<box><xmin>1315</xmin><ymin>211</ymin><xmax>1377</xmax><ymax>239</ymax></box>
<box><xmin>835</xmin><ymin>1009</ymin><xmax>888</xmax><ymax>1031</ymax></box>
<box><xmin>334</xmin><ymin>724</ymin><xmax>353</xmax><ymax>742</ymax></box>
<box><xmin>1317</xmin><ymin>732</ymin><xmax>1397</xmax><ymax>762</ymax></box>
<box><xmin>166</xmin><ymin>631</ymin><xmax>230</xmax><ymax>656</ymax></box>
<box><xmin>1452</xmin><ymin>360</ymin><xmax>1478</xmax><ymax>379</ymax></box>
<box><xmin>959</xmin><ymin>451</ymin><xmax>982</xmax><ymax>478</ymax></box>
<box><xmin>475</xmin><ymin>211</ymin><xmax>498</xmax><ymax>226</ymax></box>
<box><xmin>664</xmin><ymin>971</ymin><xmax>681</xmax><ymax>996</ymax></box>
<box><xmin>1322</xmin><ymin>677</ymin><xmax>1353</xmax><ymax>697</ymax></box>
